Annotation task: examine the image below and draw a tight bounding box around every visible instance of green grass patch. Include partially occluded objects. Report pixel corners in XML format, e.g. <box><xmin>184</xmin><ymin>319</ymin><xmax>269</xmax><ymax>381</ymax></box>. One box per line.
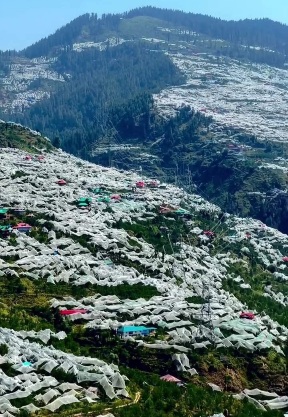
<box><xmin>223</xmin><ymin>278</ymin><xmax>288</xmax><ymax>327</ymax></box>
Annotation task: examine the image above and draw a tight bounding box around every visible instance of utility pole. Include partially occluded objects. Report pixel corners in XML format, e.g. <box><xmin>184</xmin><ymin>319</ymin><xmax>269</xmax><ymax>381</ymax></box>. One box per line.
<box><xmin>108</xmin><ymin>134</ymin><xmax>112</xmax><ymax>168</ymax></box>
<box><xmin>196</xmin><ymin>281</ymin><xmax>215</xmax><ymax>345</ymax></box>
<box><xmin>175</xmin><ymin>162</ymin><xmax>178</xmax><ymax>186</ymax></box>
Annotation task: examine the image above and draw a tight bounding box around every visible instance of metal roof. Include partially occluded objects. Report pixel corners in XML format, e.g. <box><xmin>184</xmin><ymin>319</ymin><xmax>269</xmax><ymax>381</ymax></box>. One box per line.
<box><xmin>118</xmin><ymin>326</ymin><xmax>156</xmax><ymax>333</ymax></box>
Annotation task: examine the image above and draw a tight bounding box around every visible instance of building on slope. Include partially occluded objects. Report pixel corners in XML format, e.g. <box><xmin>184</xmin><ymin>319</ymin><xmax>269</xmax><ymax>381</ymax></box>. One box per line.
<box><xmin>117</xmin><ymin>326</ymin><xmax>156</xmax><ymax>338</ymax></box>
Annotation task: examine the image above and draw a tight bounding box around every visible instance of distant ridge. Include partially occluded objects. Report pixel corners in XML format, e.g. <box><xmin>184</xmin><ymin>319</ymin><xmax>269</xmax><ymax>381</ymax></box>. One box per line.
<box><xmin>21</xmin><ymin>7</ymin><xmax>288</xmax><ymax>59</ymax></box>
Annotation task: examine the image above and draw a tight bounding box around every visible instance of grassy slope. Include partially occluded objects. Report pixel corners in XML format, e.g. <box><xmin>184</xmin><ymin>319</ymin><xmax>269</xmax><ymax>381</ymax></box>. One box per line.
<box><xmin>118</xmin><ymin>16</ymin><xmax>172</xmax><ymax>40</ymax></box>
<box><xmin>0</xmin><ymin>122</ymin><xmax>53</xmax><ymax>152</ymax></box>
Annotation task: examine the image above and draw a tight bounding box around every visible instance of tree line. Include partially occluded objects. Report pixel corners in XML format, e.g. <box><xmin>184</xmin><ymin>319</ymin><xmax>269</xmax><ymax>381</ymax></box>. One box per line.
<box><xmin>15</xmin><ymin>42</ymin><xmax>184</xmax><ymax>156</ymax></box>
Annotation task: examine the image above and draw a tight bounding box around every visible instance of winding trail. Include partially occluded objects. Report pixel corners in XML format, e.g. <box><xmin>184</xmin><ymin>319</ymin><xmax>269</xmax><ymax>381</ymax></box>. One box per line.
<box><xmin>70</xmin><ymin>391</ymin><xmax>141</xmax><ymax>417</ymax></box>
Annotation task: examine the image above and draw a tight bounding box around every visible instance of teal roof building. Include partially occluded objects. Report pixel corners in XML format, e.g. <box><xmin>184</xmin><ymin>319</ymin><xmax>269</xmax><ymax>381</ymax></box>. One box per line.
<box><xmin>117</xmin><ymin>325</ymin><xmax>156</xmax><ymax>337</ymax></box>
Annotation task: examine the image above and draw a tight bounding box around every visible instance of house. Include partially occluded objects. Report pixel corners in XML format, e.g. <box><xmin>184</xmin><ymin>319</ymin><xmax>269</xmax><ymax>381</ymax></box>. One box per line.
<box><xmin>174</xmin><ymin>208</ymin><xmax>190</xmax><ymax>216</ymax></box>
<box><xmin>117</xmin><ymin>325</ymin><xmax>156</xmax><ymax>338</ymax></box>
<box><xmin>160</xmin><ymin>374</ymin><xmax>182</xmax><ymax>384</ymax></box>
<box><xmin>90</xmin><ymin>187</ymin><xmax>104</xmax><ymax>194</ymax></box>
<box><xmin>104</xmin><ymin>259</ymin><xmax>114</xmax><ymax>267</ymax></box>
<box><xmin>97</xmin><ymin>197</ymin><xmax>110</xmax><ymax>203</ymax></box>
<box><xmin>0</xmin><ymin>225</ymin><xmax>12</xmax><ymax>238</ymax></box>
<box><xmin>159</xmin><ymin>204</ymin><xmax>177</xmax><ymax>214</ymax></box>
<box><xmin>147</xmin><ymin>180</ymin><xmax>159</xmax><ymax>188</ymax></box>
<box><xmin>240</xmin><ymin>312</ymin><xmax>255</xmax><ymax>320</ymax></box>
<box><xmin>0</xmin><ymin>208</ymin><xmax>8</xmax><ymax>219</ymax></box>
<box><xmin>60</xmin><ymin>309</ymin><xmax>88</xmax><ymax>316</ymax></box>
<box><xmin>13</xmin><ymin>223</ymin><xmax>32</xmax><ymax>233</ymax></box>
<box><xmin>11</xmin><ymin>208</ymin><xmax>26</xmax><ymax>216</ymax></box>
<box><xmin>78</xmin><ymin>197</ymin><xmax>92</xmax><ymax>203</ymax></box>
<box><xmin>78</xmin><ymin>202</ymin><xmax>88</xmax><ymax>208</ymax></box>
<box><xmin>203</xmin><ymin>230</ymin><xmax>215</xmax><ymax>238</ymax></box>
<box><xmin>22</xmin><ymin>361</ymin><xmax>32</xmax><ymax>367</ymax></box>
<box><xmin>124</xmin><ymin>194</ymin><xmax>134</xmax><ymax>200</ymax></box>
<box><xmin>136</xmin><ymin>181</ymin><xmax>145</xmax><ymax>188</ymax></box>
<box><xmin>111</xmin><ymin>194</ymin><xmax>121</xmax><ymax>201</ymax></box>
<box><xmin>77</xmin><ymin>197</ymin><xmax>92</xmax><ymax>207</ymax></box>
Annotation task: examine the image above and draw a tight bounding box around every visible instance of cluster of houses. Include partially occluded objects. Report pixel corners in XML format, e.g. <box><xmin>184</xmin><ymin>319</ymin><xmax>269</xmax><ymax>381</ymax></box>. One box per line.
<box><xmin>76</xmin><ymin>197</ymin><xmax>92</xmax><ymax>208</ymax></box>
<box><xmin>66</xmin><ymin>180</ymin><xmax>162</xmax><ymax>209</ymax></box>
<box><xmin>24</xmin><ymin>154</ymin><xmax>45</xmax><ymax>162</ymax></box>
<box><xmin>59</xmin><ymin>311</ymin><xmax>157</xmax><ymax>338</ymax></box>
<box><xmin>159</xmin><ymin>204</ymin><xmax>191</xmax><ymax>218</ymax></box>
<box><xmin>0</xmin><ymin>207</ymin><xmax>32</xmax><ymax>237</ymax></box>
<box><xmin>0</xmin><ymin>147</ymin><xmax>287</xmax><ymax>414</ymax></box>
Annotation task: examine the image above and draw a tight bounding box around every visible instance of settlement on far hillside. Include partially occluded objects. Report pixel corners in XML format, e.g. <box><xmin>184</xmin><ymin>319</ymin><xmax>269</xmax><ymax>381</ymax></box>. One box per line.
<box><xmin>154</xmin><ymin>52</ymin><xmax>288</xmax><ymax>143</ymax></box>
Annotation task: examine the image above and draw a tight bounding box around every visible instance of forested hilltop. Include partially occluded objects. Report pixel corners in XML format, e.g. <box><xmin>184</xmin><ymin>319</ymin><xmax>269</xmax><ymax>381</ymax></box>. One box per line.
<box><xmin>127</xmin><ymin>7</ymin><xmax>288</xmax><ymax>55</ymax></box>
<box><xmin>21</xmin><ymin>8</ymin><xmax>288</xmax><ymax>65</ymax></box>
<box><xmin>18</xmin><ymin>42</ymin><xmax>185</xmax><ymax>155</ymax></box>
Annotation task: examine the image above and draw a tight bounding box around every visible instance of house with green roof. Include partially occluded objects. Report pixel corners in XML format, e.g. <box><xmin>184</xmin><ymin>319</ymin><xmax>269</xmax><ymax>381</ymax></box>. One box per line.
<box><xmin>97</xmin><ymin>197</ymin><xmax>110</xmax><ymax>203</ymax></box>
<box><xmin>76</xmin><ymin>197</ymin><xmax>92</xmax><ymax>207</ymax></box>
<box><xmin>117</xmin><ymin>325</ymin><xmax>156</xmax><ymax>338</ymax></box>
<box><xmin>0</xmin><ymin>225</ymin><xmax>12</xmax><ymax>237</ymax></box>
<box><xmin>0</xmin><ymin>208</ymin><xmax>8</xmax><ymax>219</ymax></box>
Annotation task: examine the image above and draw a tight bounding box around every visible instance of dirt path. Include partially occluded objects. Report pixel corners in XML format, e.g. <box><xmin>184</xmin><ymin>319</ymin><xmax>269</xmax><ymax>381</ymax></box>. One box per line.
<box><xmin>71</xmin><ymin>391</ymin><xmax>141</xmax><ymax>417</ymax></box>
<box><xmin>111</xmin><ymin>390</ymin><xmax>141</xmax><ymax>410</ymax></box>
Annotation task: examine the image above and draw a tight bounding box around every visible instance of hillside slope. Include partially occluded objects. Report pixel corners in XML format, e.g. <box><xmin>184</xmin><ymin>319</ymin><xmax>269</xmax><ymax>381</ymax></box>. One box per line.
<box><xmin>0</xmin><ymin>125</ymin><xmax>287</xmax><ymax>415</ymax></box>
<box><xmin>1</xmin><ymin>8</ymin><xmax>288</xmax><ymax>118</ymax></box>
<box><xmin>90</xmin><ymin>98</ymin><xmax>288</xmax><ymax>234</ymax></box>
<box><xmin>1</xmin><ymin>10</ymin><xmax>288</xmax><ymax>281</ymax></box>
<box><xmin>0</xmin><ymin>120</ymin><xmax>52</xmax><ymax>151</ymax></box>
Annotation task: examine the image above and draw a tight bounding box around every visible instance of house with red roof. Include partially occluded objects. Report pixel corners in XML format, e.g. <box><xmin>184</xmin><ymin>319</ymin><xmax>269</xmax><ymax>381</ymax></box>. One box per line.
<box><xmin>160</xmin><ymin>374</ymin><xmax>182</xmax><ymax>383</ymax></box>
<box><xmin>60</xmin><ymin>309</ymin><xmax>88</xmax><ymax>316</ymax></box>
<box><xmin>13</xmin><ymin>223</ymin><xmax>32</xmax><ymax>233</ymax></box>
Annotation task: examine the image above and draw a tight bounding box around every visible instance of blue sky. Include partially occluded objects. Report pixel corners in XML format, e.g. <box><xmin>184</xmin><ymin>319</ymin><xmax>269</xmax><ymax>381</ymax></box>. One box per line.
<box><xmin>1</xmin><ymin>0</ymin><xmax>288</xmax><ymax>50</ymax></box>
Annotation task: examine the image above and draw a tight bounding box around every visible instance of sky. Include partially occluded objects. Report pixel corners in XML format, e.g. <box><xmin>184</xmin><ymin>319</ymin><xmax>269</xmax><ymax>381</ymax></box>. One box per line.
<box><xmin>0</xmin><ymin>0</ymin><xmax>288</xmax><ymax>50</ymax></box>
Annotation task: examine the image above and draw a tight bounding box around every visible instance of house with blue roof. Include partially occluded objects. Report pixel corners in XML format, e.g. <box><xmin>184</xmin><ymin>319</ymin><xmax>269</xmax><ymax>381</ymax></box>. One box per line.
<box><xmin>117</xmin><ymin>325</ymin><xmax>156</xmax><ymax>338</ymax></box>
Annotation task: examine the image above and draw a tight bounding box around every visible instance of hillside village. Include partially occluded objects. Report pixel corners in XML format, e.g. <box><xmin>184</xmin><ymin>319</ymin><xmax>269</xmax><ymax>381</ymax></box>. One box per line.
<box><xmin>0</xmin><ymin>122</ymin><xmax>286</xmax><ymax>416</ymax></box>
<box><xmin>154</xmin><ymin>52</ymin><xmax>288</xmax><ymax>143</ymax></box>
<box><xmin>0</xmin><ymin>57</ymin><xmax>64</xmax><ymax>112</ymax></box>
<box><xmin>0</xmin><ymin>8</ymin><xmax>288</xmax><ymax>417</ymax></box>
